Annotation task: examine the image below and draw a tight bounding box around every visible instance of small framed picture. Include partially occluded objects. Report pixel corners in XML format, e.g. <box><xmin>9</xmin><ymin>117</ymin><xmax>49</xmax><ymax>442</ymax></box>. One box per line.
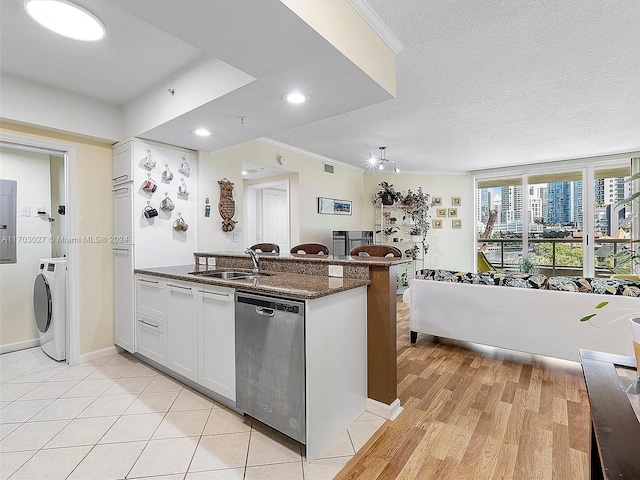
<box><xmin>432</xmin><ymin>219</ymin><xmax>443</xmax><ymax>229</ymax></box>
<box><xmin>448</xmin><ymin>208</ymin><xmax>458</xmax><ymax>217</ymax></box>
<box><xmin>436</xmin><ymin>208</ymin><xmax>447</xmax><ymax>217</ymax></box>
<box><xmin>452</xmin><ymin>197</ymin><xmax>461</xmax><ymax>206</ymax></box>
<box><xmin>452</xmin><ymin>219</ymin><xmax>462</xmax><ymax>229</ymax></box>
<box><xmin>432</xmin><ymin>197</ymin><xmax>442</xmax><ymax>206</ymax></box>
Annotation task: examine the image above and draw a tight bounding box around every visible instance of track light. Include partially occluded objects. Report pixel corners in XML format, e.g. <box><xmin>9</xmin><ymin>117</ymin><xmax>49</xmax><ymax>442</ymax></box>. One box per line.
<box><xmin>368</xmin><ymin>147</ymin><xmax>400</xmax><ymax>173</ymax></box>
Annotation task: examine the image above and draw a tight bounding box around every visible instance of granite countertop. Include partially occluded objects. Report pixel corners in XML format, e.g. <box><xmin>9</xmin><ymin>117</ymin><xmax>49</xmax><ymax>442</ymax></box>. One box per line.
<box><xmin>194</xmin><ymin>251</ymin><xmax>410</xmax><ymax>266</ymax></box>
<box><xmin>134</xmin><ymin>264</ymin><xmax>370</xmax><ymax>300</ymax></box>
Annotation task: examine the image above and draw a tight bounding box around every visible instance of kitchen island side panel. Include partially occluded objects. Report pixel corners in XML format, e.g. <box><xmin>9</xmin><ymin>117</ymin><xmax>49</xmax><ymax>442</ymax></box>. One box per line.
<box><xmin>305</xmin><ymin>286</ymin><xmax>368</xmax><ymax>462</ymax></box>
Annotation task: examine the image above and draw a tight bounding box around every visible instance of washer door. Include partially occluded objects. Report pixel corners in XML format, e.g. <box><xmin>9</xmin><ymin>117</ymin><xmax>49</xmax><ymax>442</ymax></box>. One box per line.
<box><xmin>34</xmin><ymin>273</ymin><xmax>52</xmax><ymax>333</ymax></box>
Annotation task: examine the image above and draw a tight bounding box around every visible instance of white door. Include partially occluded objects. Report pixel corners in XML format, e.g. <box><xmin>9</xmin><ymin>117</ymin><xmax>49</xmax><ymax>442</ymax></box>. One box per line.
<box><xmin>263</xmin><ymin>188</ymin><xmax>289</xmax><ymax>253</ymax></box>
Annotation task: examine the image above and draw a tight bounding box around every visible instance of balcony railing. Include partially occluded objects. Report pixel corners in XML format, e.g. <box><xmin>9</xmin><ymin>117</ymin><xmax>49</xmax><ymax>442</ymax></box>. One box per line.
<box><xmin>477</xmin><ymin>237</ymin><xmax>632</xmax><ymax>277</ymax></box>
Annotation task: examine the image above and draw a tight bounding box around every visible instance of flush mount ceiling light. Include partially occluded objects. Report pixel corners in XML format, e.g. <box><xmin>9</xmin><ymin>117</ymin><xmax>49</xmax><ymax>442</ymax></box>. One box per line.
<box><xmin>25</xmin><ymin>0</ymin><xmax>105</xmax><ymax>41</ymax></box>
<box><xmin>192</xmin><ymin>128</ymin><xmax>211</xmax><ymax>137</ymax></box>
<box><xmin>282</xmin><ymin>92</ymin><xmax>308</xmax><ymax>104</ymax></box>
<box><xmin>368</xmin><ymin>147</ymin><xmax>400</xmax><ymax>173</ymax></box>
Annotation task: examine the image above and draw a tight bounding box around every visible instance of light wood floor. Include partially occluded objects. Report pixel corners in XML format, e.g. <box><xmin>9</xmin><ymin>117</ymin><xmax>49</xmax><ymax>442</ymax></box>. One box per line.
<box><xmin>336</xmin><ymin>298</ymin><xmax>590</xmax><ymax>480</ymax></box>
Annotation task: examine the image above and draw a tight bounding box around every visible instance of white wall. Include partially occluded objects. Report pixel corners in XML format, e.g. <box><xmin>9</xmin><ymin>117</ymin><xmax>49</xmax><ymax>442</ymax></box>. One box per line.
<box><xmin>0</xmin><ymin>147</ymin><xmax>53</xmax><ymax>349</ymax></box>
<box><xmin>131</xmin><ymin>140</ymin><xmax>198</xmax><ymax>268</ymax></box>
<box><xmin>197</xmin><ymin>140</ymin><xmax>367</xmax><ymax>252</ymax></box>
<box><xmin>363</xmin><ymin>172</ymin><xmax>475</xmax><ymax>271</ymax></box>
<box><xmin>197</xmin><ymin>150</ymin><xmax>245</xmax><ymax>252</ymax></box>
<box><xmin>0</xmin><ymin>73</ymin><xmax>123</xmax><ymax>143</ymax></box>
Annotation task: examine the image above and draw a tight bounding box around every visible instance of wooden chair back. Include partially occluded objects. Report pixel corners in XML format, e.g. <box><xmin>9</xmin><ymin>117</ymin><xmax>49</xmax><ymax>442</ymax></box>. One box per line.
<box><xmin>350</xmin><ymin>244</ymin><xmax>402</xmax><ymax>258</ymax></box>
<box><xmin>290</xmin><ymin>243</ymin><xmax>329</xmax><ymax>255</ymax></box>
<box><xmin>250</xmin><ymin>243</ymin><xmax>280</xmax><ymax>255</ymax></box>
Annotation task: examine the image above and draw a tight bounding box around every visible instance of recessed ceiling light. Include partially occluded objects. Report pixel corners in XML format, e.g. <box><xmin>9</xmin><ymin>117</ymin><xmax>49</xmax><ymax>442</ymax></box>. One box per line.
<box><xmin>242</xmin><ymin>171</ymin><xmax>248</xmax><ymax>175</ymax></box>
<box><xmin>283</xmin><ymin>92</ymin><xmax>308</xmax><ymax>104</ymax></box>
<box><xmin>193</xmin><ymin>128</ymin><xmax>211</xmax><ymax>137</ymax></box>
<box><xmin>25</xmin><ymin>0</ymin><xmax>106</xmax><ymax>41</ymax></box>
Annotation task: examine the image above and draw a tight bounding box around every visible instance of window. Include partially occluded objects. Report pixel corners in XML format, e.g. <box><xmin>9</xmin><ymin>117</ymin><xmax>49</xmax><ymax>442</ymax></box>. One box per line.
<box><xmin>475</xmin><ymin>158</ymin><xmax>635</xmax><ymax>277</ymax></box>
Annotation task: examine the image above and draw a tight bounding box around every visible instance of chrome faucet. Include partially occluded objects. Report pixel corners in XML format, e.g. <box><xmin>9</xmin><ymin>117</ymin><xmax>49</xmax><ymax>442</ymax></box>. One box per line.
<box><xmin>244</xmin><ymin>248</ymin><xmax>260</xmax><ymax>273</ymax></box>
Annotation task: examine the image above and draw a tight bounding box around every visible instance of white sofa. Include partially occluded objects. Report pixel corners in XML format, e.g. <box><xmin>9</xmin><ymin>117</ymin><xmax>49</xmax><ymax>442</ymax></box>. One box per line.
<box><xmin>405</xmin><ymin>272</ymin><xmax>639</xmax><ymax>362</ymax></box>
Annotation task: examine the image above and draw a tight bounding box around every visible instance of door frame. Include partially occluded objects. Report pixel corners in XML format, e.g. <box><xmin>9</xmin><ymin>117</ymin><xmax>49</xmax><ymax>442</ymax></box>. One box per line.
<box><xmin>0</xmin><ymin>131</ymin><xmax>80</xmax><ymax>365</ymax></box>
<box><xmin>245</xmin><ymin>179</ymin><xmax>290</xmax><ymax>248</ymax></box>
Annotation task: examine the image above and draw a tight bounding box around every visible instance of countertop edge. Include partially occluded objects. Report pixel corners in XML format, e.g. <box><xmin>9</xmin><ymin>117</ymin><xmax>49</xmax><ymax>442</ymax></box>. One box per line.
<box><xmin>134</xmin><ymin>267</ymin><xmax>371</xmax><ymax>300</ymax></box>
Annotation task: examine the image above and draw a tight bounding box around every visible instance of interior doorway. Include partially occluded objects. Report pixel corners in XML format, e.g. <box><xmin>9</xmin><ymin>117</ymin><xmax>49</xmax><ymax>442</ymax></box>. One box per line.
<box><xmin>246</xmin><ymin>179</ymin><xmax>290</xmax><ymax>254</ymax></box>
<box><xmin>0</xmin><ymin>134</ymin><xmax>79</xmax><ymax>364</ymax></box>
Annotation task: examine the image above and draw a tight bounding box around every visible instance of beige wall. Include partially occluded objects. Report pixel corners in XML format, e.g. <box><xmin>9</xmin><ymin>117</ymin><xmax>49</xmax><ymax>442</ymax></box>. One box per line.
<box><xmin>363</xmin><ymin>172</ymin><xmax>475</xmax><ymax>271</ymax></box>
<box><xmin>199</xmin><ymin>140</ymin><xmax>366</xmax><ymax>251</ymax></box>
<box><xmin>0</xmin><ymin>122</ymin><xmax>114</xmax><ymax>356</ymax></box>
<box><xmin>0</xmin><ymin>148</ymin><xmax>52</xmax><ymax>348</ymax></box>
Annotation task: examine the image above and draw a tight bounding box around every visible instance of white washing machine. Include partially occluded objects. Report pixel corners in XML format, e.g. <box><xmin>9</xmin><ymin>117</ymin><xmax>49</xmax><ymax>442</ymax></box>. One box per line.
<box><xmin>34</xmin><ymin>258</ymin><xmax>67</xmax><ymax>361</ymax></box>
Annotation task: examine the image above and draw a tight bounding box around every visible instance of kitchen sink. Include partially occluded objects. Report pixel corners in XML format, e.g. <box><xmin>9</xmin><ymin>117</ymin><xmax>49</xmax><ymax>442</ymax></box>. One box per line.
<box><xmin>189</xmin><ymin>270</ymin><xmax>270</xmax><ymax>280</ymax></box>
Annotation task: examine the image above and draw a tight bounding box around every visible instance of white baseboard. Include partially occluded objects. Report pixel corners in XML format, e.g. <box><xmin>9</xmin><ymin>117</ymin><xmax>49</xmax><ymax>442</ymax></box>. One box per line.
<box><xmin>79</xmin><ymin>345</ymin><xmax>119</xmax><ymax>364</ymax></box>
<box><xmin>366</xmin><ymin>397</ymin><xmax>403</xmax><ymax>420</ymax></box>
<box><xmin>0</xmin><ymin>338</ymin><xmax>40</xmax><ymax>355</ymax></box>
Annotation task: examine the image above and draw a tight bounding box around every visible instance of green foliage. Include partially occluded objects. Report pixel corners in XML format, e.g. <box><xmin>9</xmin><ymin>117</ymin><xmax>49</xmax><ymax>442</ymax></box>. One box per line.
<box><xmin>532</xmin><ymin>243</ymin><xmax>583</xmax><ymax>267</ymax></box>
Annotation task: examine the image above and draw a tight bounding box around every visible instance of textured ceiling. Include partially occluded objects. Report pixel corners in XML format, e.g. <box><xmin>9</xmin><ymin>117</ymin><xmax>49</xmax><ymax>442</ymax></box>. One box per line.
<box><xmin>270</xmin><ymin>0</ymin><xmax>640</xmax><ymax>173</ymax></box>
<box><xmin>1</xmin><ymin>1</ymin><xmax>639</xmax><ymax>173</ymax></box>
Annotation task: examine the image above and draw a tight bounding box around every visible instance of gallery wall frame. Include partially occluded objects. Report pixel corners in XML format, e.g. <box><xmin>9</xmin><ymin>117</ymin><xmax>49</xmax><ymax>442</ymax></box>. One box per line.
<box><xmin>318</xmin><ymin>197</ymin><xmax>352</xmax><ymax>215</ymax></box>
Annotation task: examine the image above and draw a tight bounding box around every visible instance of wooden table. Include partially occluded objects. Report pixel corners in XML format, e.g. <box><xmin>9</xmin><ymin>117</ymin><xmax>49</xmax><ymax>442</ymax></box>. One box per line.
<box><xmin>579</xmin><ymin>349</ymin><xmax>640</xmax><ymax>480</ymax></box>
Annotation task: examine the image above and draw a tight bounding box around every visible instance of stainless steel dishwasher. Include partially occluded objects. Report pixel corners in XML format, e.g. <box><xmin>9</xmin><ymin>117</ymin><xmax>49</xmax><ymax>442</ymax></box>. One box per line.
<box><xmin>235</xmin><ymin>291</ymin><xmax>306</xmax><ymax>443</ymax></box>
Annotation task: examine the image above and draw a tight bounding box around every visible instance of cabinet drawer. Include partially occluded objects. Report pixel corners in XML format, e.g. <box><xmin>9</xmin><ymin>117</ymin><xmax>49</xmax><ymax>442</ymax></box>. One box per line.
<box><xmin>136</xmin><ymin>314</ymin><xmax>167</xmax><ymax>365</ymax></box>
<box><xmin>136</xmin><ymin>276</ymin><xmax>166</xmax><ymax>319</ymax></box>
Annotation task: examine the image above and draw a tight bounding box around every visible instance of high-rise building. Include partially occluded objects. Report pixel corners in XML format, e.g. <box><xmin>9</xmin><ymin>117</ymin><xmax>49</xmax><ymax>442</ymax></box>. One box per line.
<box><xmin>547</xmin><ymin>181</ymin><xmax>582</xmax><ymax>225</ymax></box>
<box><xmin>500</xmin><ymin>185</ymin><xmax>522</xmax><ymax>222</ymax></box>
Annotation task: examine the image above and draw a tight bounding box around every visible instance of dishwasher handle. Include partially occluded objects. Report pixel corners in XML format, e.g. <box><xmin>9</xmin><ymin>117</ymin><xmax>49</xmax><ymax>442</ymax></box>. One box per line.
<box><xmin>256</xmin><ymin>307</ymin><xmax>275</xmax><ymax>317</ymax></box>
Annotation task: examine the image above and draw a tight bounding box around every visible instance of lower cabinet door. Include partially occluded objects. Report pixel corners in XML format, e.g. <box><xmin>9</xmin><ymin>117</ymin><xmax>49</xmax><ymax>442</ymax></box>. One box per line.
<box><xmin>197</xmin><ymin>286</ymin><xmax>235</xmax><ymax>400</ymax></box>
<box><xmin>113</xmin><ymin>246</ymin><xmax>134</xmax><ymax>352</ymax></box>
<box><xmin>136</xmin><ymin>315</ymin><xmax>167</xmax><ymax>366</ymax></box>
<box><xmin>166</xmin><ymin>281</ymin><xmax>198</xmax><ymax>381</ymax></box>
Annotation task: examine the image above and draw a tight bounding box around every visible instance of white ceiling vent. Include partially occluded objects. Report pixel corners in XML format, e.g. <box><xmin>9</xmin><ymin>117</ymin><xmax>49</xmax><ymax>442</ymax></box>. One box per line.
<box><xmin>323</xmin><ymin>163</ymin><xmax>335</xmax><ymax>174</ymax></box>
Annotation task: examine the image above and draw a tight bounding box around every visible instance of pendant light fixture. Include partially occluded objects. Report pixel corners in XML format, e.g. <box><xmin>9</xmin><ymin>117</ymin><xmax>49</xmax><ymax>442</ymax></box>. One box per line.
<box><xmin>368</xmin><ymin>147</ymin><xmax>400</xmax><ymax>173</ymax></box>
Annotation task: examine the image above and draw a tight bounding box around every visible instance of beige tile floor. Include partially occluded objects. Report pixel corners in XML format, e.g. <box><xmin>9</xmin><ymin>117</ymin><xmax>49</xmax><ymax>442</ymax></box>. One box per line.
<box><xmin>0</xmin><ymin>347</ymin><xmax>385</xmax><ymax>480</ymax></box>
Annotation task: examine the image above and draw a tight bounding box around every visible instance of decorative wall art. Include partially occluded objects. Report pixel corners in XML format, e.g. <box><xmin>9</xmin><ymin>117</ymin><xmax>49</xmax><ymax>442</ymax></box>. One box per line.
<box><xmin>448</xmin><ymin>208</ymin><xmax>458</xmax><ymax>218</ymax></box>
<box><xmin>452</xmin><ymin>197</ymin><xmax>461</xmax><ymax>206</ymax></box>
<box><xmin>432</xmin><ymin>197</ymin><xmax>442</xmax><ymax>206</ymax></box>
<box><xmin>452</xmin><ymin>219</ymin><xmax>462</xmax><ymax>229</ymax></box>
<box><xmin>218</xmin><ymin>178</ymin><xmax>237</xmax><ymax>232</ymax></box>
<box><xmin>433</xmin><ymin>219</ymin><xmax>443</xmax><ymax>229</ymax></box>
<box><xmin>318</xmin><ymin>197</ymin><xmax>352</xmax><ymax>215</ymax></box>
<box><xmin>436</xmin><ymin>208</ymin><xmax>447</xmax><ymax>217</ymax></box>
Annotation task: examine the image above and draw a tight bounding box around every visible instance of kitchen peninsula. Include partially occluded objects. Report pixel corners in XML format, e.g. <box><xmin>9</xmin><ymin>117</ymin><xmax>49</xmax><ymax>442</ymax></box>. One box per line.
<box><xmin>194</xmin><ymin>250</ymin><xmax>410</xmax><ymax>419</ymax></box>
<box><xmin>130</xmin><ymin>251</ymin><xmax>407</xmax><ymax>460</ymax></box>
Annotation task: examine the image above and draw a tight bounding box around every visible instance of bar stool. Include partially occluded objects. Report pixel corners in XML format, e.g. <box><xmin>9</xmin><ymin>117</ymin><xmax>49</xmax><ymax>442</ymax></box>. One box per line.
<box><xmin>249</xmin><ymin>243</ymin><xmax>280</xmax><ymax>255</ymax></box>
<box><xmin>290</xmin><ymin>243</ymin><xmax>329</xmax><ymax>255</ymax></box>
<box><xmin>350</xmin><ymin>244</ymin><xmax>402</xmax><ymax>258</ymax></box>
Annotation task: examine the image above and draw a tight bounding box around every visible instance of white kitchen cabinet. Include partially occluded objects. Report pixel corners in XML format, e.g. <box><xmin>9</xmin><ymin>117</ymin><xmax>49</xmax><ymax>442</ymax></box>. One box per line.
<box><xmin>135</xmin><ymin>275</ymin><xmax>167</xmax><ymax>363</ymax></box>
<box><xmin>136</xmin><ymin>276</ymin><xmax>167</xmax><ymax>320</ymax></box>
<box><xmin>196</xmin><ymin>284</ymin><xmax>235</xmax><ymax>400</ymax></box>
<box><xmin>113</xmin><ymin>245</ymin><xmax>134</xmax><ymax>352</ymax></box>
<box><xmin>136</xmin><ymin>314</ymin><xmax>168</xmax><ymax>365</ymax></box>
<box><xmin>112</xmin><ymin>183</ymin><xmax>133</xmax><ymax>243</ymax></box>
<box><xmin>112</xmin><ymin>142</ymin><xmax>133</xmax><ymax>186</ymax></box>
<box><xmin>166</xmin><ymin>280</ymin><xmax>198</xmax><ymax>381</ymax></box>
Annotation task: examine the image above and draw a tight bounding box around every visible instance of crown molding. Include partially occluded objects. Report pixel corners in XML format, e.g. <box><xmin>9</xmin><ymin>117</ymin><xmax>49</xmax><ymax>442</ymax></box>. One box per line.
<box><xmin>258</xmin><ymin>137</ymin><xmax>364</xmax><ymax>172</ymax></box>
<box><xmin>348</xmin><ymin>0</ymin><xmax>404</xmax><ymax>54</ymax></box>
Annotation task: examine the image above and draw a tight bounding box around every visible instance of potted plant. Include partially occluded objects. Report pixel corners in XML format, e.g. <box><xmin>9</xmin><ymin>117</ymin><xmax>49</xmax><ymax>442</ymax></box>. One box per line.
<box><xmin>408</xmin><ymin>226</ymin><xmax>422</xmax><ymax>242</ymax></box>
<box><xmin>401</xmin><ymin>187</ymin><xmax>431</xmax><ymax>254</ymax></box>
<box><xmin>404</xmin><ymin>244</ymin><xmax>419</xmax><ymax>260</ymax></box>
<box><xmin>375</xmin><ymin>181</ymin><xmax>402</xmax><ymax>205</ymax></box>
